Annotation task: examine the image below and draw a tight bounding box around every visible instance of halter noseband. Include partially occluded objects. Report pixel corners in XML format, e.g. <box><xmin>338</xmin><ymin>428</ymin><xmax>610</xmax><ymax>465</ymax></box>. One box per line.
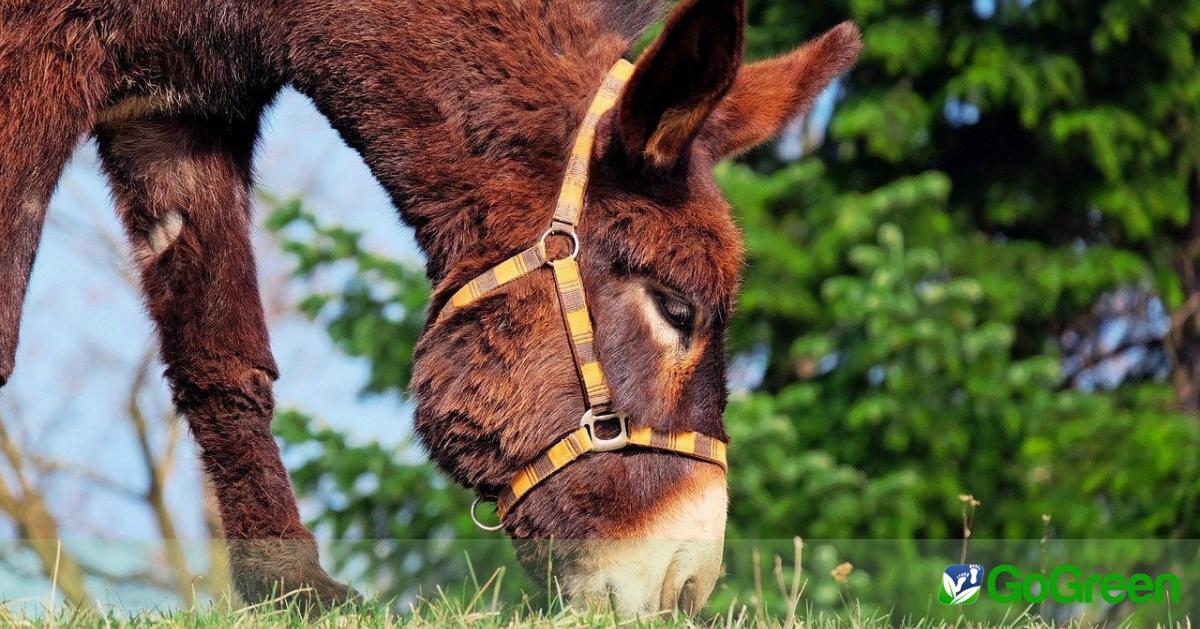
<box><xmin>431</xmin><ymin>59</ymin><xmax>728</xmax><ymax>530</ymax></box>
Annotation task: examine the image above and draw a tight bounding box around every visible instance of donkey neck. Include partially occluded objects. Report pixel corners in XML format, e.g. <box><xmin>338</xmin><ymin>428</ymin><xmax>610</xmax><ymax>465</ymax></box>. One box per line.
<box><xmin>279</xmin><ymin>1</ymin><xmax>634</xmax><ymax>283</ymax></box>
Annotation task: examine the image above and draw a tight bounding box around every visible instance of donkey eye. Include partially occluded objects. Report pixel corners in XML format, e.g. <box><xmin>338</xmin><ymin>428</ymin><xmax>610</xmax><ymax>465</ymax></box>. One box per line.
<box><xmin>652</xmin><ymin>290</ymin><xmax>695</xmax><ymax>333</ymax></box>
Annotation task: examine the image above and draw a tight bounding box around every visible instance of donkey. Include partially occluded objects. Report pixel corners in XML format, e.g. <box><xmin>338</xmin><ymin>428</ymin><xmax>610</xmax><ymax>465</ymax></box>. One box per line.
<box><xmin>0</xmin><ymin>0</ymin><xmax>860</xmax><ymax>615</ymax></box>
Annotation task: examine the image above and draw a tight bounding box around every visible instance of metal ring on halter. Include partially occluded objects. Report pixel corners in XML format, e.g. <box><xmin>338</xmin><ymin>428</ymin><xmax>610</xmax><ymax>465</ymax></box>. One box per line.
<box><xmin>540</xmin><ymin>224</ymin><xmax>580</xmax><ymax>260</ymax></box>
<box><xmin>470</xmin><ymin>496</ymin><xmax>504</xmax><ymax>531</ymax></box>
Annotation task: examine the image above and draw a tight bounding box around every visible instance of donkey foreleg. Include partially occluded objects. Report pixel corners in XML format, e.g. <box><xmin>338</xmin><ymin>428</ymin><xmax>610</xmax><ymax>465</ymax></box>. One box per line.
<box><xmin>95</xmin><ymin>112</ymin><xmax>351</xmax><ymax>608</ymax></box>
<box><xmin>0</xmin><ymin>17</ymin><xmax>108</xmax><ymax>387</ymax></box>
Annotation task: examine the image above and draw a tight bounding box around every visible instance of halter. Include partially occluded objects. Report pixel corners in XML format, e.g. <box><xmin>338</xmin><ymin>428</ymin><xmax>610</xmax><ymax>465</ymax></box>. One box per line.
<box><xmin>431</xmin><ymin>59</ymin><xmax>728</xmax><ymax>530</ymax></box>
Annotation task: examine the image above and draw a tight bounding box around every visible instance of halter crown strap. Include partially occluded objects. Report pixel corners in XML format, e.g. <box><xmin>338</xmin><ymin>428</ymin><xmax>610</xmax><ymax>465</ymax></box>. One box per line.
<box><xmin>431</xmin><ymin>59</ymin><xmax>728</xmax><ymax>528</ymax></box>
<box><xmin>552</xmin><ymin>59</ymin><xmax>634</xmax><ymax>227</ymax></box>
<box><xmin>432</xmin><ymin>59</ymin><xmax>634</xmax><ymax>326</ymax></box>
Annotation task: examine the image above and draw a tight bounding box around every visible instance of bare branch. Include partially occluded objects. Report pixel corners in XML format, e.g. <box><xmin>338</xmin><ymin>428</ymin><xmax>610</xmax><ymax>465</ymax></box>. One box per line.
<box><xmin>202</xmin><ymin>479</ymin><xmax>232</xmax><ymax>606</ymax></box>
<box><xmin>0</xmin><ymin>418</ymin><xmax>91</xmax><ymax>605</ymax></box>
<box><xmin>124</xmin><ymin>350</ymin><xmax>196</xmax><ymax>606</ymax></box>
<box><xmin>0</xmin><ymin>420</ymin><xmax>34</xmax><ymax>497</ymax></box>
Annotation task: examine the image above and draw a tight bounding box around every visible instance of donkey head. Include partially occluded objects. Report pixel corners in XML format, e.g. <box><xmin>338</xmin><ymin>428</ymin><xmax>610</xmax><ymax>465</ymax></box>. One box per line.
<box><xmin>412</xmin><ymin>0</ymin><xmax>861</xmax><ymax>615</ymax></box>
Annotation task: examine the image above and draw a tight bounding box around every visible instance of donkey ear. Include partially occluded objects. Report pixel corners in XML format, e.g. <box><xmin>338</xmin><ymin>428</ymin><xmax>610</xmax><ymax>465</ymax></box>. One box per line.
<box><xmin>701</xmin><ymin>21</ymin><xmax>862</xmax><ymax>159</ymax></box>
<box><xmin>616</xmin><ymin>0</ymin><xmax>744</xmax><ymax>169</ymax></box>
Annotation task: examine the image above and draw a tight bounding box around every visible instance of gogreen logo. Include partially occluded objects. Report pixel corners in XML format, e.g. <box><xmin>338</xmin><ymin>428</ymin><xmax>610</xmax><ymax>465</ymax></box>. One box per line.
<box><xmin>988</xmin><ymin>564</ymin><xmax>1180</xmax><ymax>605</ymax></box>
<box><xmin>940</xmin><ymin>564</ymin><xmax>1181</xmax><ymax>605</ymax></box>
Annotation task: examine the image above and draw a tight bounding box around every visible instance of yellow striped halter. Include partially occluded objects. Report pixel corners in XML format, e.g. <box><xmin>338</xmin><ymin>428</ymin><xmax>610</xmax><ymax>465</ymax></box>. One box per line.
<box><xmin>431</xmin><ymin>59</ymin><xmax>728</xmax><ymax>530</ymax></box>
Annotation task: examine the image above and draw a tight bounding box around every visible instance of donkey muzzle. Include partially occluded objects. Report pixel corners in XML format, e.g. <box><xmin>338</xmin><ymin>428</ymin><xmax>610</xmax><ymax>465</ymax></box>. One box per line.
<box><xmin>561</xmin><ymin>465</ymin><xmax>727</xmax><ymax>616</ymax></box>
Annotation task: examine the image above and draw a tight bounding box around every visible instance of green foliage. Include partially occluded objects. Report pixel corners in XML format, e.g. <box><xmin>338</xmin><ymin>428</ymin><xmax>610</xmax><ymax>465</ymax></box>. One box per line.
<box><xmin>716</xmin><ymin>155</ymin><xmax>1196</xmax><ymax>542</ymax></box>
<box><xmin>720</xmin><ymin>0</ymin><xmax>1200</xmax><ymax>546</ymax></box>
<box><xmin>776</xmin><ymin>0</ymin><xmax>1200</xmax><ymax>301</ymax></box>
<box><xmin>276</xmin><ymin>411</ymin><xmax>524</xmax><ymax>594</ymax></box>
<box><xmin>266</xmin><ymin>199</ymin><xmax>429</xmax><ymax>396</ymax></box>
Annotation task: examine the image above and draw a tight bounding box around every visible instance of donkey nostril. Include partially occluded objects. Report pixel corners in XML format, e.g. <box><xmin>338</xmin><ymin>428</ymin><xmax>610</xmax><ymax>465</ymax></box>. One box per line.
<box><xmin>677</xmin><ymin>576</ymin><xmax>700</xmax><ymax>614</ymax></box>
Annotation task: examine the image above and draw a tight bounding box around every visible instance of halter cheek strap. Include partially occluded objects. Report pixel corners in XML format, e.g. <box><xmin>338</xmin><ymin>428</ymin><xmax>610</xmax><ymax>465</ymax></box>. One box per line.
<box><xmin>432</xmin><ymin>59</ymin><xmax>728</xmax><ymax>528</ymax></box>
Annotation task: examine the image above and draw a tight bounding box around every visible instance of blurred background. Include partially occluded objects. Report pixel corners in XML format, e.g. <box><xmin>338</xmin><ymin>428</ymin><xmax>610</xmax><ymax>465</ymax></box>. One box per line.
<box><xmin>1</xmin><ymin>0</ymin><xmax>1198</xmax><ymax>622</ymax></box>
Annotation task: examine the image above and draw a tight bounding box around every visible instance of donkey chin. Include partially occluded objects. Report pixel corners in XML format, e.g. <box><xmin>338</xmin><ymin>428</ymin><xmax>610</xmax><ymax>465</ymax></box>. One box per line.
<box><xmin>514</xmin><ymin>465</ymin><xmax>728</xmax><ymax>617</ymax></box>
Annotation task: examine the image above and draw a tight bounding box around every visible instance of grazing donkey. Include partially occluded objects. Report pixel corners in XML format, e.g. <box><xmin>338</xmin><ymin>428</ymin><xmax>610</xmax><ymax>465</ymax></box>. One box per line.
<box><xmin>0</xmin><ymin>0</ymin><xmax>860</xmax><ymax>615</ymax></box>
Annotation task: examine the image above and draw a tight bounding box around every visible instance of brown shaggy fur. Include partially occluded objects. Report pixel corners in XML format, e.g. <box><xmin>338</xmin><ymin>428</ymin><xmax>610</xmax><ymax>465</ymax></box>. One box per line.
<box><xmin>0</xmin><ymin>0</ymin><xmax>860</xmax><ymax>606</ymax></box>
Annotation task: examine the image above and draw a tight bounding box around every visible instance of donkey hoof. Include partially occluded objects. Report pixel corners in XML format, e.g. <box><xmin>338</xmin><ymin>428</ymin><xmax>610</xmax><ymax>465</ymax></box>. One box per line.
<box><xmin>233</xmin><ymin>566</ymin><xmax>359</xmax><ymax>613</ymax></box>
<box><xmin>227</xmin><ymin>539</ymin><xmax>360</xmax><ymax>612</ymax></box>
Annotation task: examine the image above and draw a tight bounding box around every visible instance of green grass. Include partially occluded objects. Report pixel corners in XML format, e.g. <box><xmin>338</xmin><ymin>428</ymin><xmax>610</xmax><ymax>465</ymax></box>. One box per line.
<box><xmin>1</xmin><ymin>541</ymin><xmax>1191</xmax><ymax>627</ymax></box>
<box><xmin>0</xmin><ymin>573</ymin><xmax>1189</xmax><ymax>628</ymax></box>
<box><xmin>0</xmin><ymin>573</ymin><xmax>1099</xmax><ymax>629</ymax></box>
<box><xmin>0</xmin><ymin>599</ymin><xmax>1070</xmax><ymax>629</ymax></box>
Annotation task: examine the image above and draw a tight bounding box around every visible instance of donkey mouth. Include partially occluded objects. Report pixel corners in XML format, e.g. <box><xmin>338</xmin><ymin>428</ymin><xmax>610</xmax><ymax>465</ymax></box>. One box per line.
<box><xmin>559</xmin><ymin>464</ymin><xmax>728</xmax><ymax>616</ymax></box>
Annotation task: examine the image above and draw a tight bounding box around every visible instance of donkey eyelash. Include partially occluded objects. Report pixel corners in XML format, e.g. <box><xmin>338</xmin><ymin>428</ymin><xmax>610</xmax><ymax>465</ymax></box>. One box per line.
<box><xmin>651</xmin><ymin>288</ymin><xmax>696</xmax><ymax>334</ymax></box>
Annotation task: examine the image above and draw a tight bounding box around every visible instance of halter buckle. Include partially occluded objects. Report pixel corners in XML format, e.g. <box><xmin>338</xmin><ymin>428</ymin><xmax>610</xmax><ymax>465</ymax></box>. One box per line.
<box><xmin>580</xmin><ymin>409</ymin><xmax>629</xmax><ymax>452</ymax></box>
